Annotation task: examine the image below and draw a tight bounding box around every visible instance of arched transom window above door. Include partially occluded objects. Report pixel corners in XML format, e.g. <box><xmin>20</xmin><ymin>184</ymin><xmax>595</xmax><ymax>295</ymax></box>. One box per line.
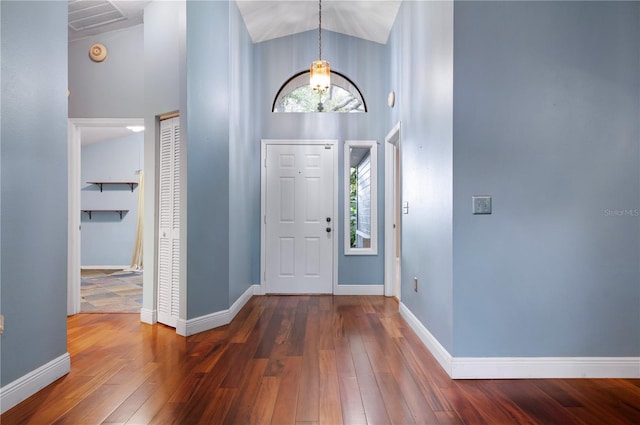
<box><xmin>272</xmin><ymin>70</ymin><xmax>367</xmax><ymax>113</ymax></box>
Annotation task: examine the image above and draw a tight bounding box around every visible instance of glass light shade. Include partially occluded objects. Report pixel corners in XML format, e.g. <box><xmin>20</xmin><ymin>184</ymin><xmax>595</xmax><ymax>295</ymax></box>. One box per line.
<box><xmin>310</xmin><ymin>60</ymin><xmax>330</xmax><ymax>93</ymax></box>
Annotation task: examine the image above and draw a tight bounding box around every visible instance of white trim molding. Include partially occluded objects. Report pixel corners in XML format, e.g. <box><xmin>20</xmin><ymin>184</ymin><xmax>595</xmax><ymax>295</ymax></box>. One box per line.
<box><xmin>334</xmin><ymin>284</ymin><xmax>384</xmax><ymax>296</ymax></box>
<box><xmin>81</xmin><ymin>265</ymin><xmax>130</xmax><ymax>270</ymax></box>
<box><xmin>451</xmin><ymin>357</ymin><xmax>640</xmax><ymax>379</ymax></box>
<box><xmin>177</xmin><ymin>284</ymin><xmax>257</xmax><ymax>337</ymax></box>
<box><xmin>0</xmin><ymin>353</ymin><xmax>71</xmax><ymax>414</ymax></box>
<box><xmin>399</xmin><ymin>302</ymin><xmax>640</xmax><ymax>379</ymax></box>
<box><xmin>344</xmin><ymin>140</ymin><xmax>378</xmax><ymax>256</ymax></box>
<box><xmin>399</xmin><ymin>302</ymin><xmax>453</xmax><ymax>375</ymax></box>
<box><xmin>140</xmin><ymin>308</ymin><xmax>157</xmax><ymax>325</ymax></box>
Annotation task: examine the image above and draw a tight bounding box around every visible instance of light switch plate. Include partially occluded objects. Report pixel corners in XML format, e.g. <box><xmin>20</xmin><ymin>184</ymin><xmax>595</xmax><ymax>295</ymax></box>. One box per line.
<box><xmin>472</xmin><ymin>196</ymin><xmax>492</xmax><ymax>214</ymax></box>
<box><xmin>402</xmin><ymin>201</ymin><xmax>409</xmax><ymax>215</ymax></box>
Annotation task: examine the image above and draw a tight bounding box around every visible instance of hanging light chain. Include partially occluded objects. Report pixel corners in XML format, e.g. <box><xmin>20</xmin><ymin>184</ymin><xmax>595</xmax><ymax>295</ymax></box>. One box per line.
<box><xmin>318</xmin><ymin>0</ymin><xmax>322</xmax><ymax>60</ymax></box>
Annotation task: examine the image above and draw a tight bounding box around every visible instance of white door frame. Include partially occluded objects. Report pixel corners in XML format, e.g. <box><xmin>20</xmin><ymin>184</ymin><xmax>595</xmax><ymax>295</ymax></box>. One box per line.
<box><xmin>260</xmin><ymin>139</ymin><xmax>339</xmax><ymax>295</ymax></box>
<box><xmin>67</xmin><ymin>118</ymin><xmax>144</xmax><ymax>315</ymax></box>
<box><xmin>384</xmin><ymin>122</ymin><xmax>401</xmax><ymax>299</ymax></box>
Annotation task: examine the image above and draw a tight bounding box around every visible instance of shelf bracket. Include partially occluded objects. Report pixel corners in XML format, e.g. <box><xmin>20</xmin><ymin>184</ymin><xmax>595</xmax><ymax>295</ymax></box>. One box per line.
<box><xmin>96</xmin><ymin>183</ymin><xmax>104</xmax><ymax>192</ymax></box>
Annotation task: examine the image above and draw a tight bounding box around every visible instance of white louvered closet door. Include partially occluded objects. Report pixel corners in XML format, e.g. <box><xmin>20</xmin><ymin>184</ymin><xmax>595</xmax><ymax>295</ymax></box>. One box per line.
<box><xmin>157</xmin><ymin>116</ymin><xmax>181</xmax><ymax>327</ymax></box>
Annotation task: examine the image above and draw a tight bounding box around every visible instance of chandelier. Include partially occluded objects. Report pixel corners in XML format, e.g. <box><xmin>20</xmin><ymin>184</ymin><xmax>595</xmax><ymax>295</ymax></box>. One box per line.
<box><xmin>310</xmin><ymin>0</ymin><xmax>330</xmax><ymax>93</ymax></box>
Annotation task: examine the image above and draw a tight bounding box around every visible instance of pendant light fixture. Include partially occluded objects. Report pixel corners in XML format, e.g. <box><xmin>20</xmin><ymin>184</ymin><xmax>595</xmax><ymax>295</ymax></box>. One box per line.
<box><xmin>310</xmin><ymin>0</ymin><xmax>330</xmax><ymax>93</ymax></box>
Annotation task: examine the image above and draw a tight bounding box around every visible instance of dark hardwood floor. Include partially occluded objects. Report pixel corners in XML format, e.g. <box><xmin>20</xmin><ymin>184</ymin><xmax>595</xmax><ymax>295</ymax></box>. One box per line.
<box><xmin>2</xmin><ymin>295</ymin><xmax>640</xmax><ymax>424</ymax></box>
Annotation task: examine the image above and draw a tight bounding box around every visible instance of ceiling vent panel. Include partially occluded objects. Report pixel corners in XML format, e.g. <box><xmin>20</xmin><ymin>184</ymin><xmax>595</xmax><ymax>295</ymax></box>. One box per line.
<box><xmin>68</xmin><ymin>0</ymin><xmax>126</xmax><ymax>32</ymax></box>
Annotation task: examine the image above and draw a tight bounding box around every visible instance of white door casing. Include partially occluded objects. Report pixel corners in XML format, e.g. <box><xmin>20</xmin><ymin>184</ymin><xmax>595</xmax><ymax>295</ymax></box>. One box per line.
<box><xmin>67</xmin><ymin>118</ymin><xmax>144</xmax><ymax>316</ymax></box>
<box><xmin>157</xmin><ymin>117</ymin><xmax>181</xmax><ymax>327</ymax></box>
<box><xmin>385</xmin><ymin>122</ymin><xmax>401</xmax><ymax>299</ymax></box>
<box><xmin>261</xmin><ymin>140</ymin><xmax>337</xmax><ymax>294</ymax></box>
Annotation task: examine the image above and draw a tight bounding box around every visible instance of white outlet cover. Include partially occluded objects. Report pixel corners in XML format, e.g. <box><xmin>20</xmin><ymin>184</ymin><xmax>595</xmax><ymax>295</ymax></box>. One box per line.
<box><xmin>472</xmin><ymin>196</ymin><xmax>492</xmax><ymax>214</ymax></box>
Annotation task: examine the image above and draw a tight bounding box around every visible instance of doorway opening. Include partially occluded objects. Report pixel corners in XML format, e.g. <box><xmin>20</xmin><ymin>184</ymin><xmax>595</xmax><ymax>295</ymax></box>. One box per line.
<box><xmin>68</xmin><ymin>118</ymin><xmax>144</xmax><ymax>315</ymax></box>
<box><xmin>384</xmin><ymin>122</ymin><xmax>401</xmax><ymax>299</ymax></box>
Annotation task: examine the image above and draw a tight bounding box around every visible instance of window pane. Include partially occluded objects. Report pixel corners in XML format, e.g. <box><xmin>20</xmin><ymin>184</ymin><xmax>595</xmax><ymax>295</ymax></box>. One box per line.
<box><xmin>273</xmin><ymin>71</ymin><xmax>366</xmax><ymax>113</ymax></box>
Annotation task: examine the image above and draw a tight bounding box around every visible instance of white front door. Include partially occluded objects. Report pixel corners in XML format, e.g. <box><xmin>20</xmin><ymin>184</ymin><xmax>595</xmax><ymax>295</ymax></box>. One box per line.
<box><xmin>263</xmin><ymin>141</ymin><xmax>336</xmax><ymax>294</ymax></box>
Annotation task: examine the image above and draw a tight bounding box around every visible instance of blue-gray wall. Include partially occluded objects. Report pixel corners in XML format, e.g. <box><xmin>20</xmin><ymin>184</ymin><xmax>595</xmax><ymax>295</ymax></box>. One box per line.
<box><xmin>68</xmin><ymin>24</ymin><xmax>143</xmax><ymax>119</ymax></box>
<box><xmin>388</xmin><ymin>0</ymin><xmax>639</xmax><ymax>358</ymax></box>
<box><xmin>81</xmin><ymin>133</ymin><xmax>143</xmax><ymax>266</ymax></box>
<box><xmin>142</xmin><ymin>0</ymin><xmax>186</xmax><ymax>314</ymax></box>
<box><xmin>387</xmin><ymin>0</ymin><xmax>454</xmax><ymax>351</ymax></box>
<box><xmin>229</xmin><ymin>2</ymin><xmax>259</xmax><ymax>303</ymax></box>
<box><xmin>0</xmin><ymin>0</ymin><xmax>68</xmax><ymax>386</ymax></box>
<box><xmin>257</xmin><ymin>29</ymin><xmax>389</xmax><ymax>286</ymax></box>
<box><xmin>186</xmin><ymin>1</ymin><xmax>258</xmax><ymax>317</ymax></box>
<box><xmin>452</xmin><ymin>1</ymin><xmax>640</xmax><ymax>357</ymax></box>
<box><xmin>186</xmin><ymin>0</ymin><xmax>231</xmax><ymax>317</ymax></box>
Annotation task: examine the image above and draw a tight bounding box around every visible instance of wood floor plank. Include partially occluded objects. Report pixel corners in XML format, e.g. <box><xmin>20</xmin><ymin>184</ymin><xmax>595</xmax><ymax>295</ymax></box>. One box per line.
<box><xmin>125</xmin><ymin>356</ymin><xmax>201</xmax><ymax>424</ymax></box>
<box><xmin>199</xmin><ymin>388</ymin><xmax>236</xmax><ymax>425</ymax></box>
<box><xmin>288</xmin><ymin>299</ymin><xmax>309</xmax><ymax>356</ymax></box>
<box><xmin>454</xmin><ymin>381</ymin><xmax>538</xmax><ymax>425</ymax></box>
<box><xmin>441</xmin><ymin>385</ymin><xmax>490</xmax><ymax>425</ymax></box>
<box><xmin>230</xmin><ymin>303</ymin><xmax>264</xmax><ymax>343</ymax></box>
<box><xmin>254</xmin><ymin>308</ymin><xmax>284</xmax><ymax>359</ymax></box>
<box><xmin>53</xmin><ymin>384</ymin><xmax>121</xmax><ymax>425</ymax></box>
<box><xmin>222</xmin><ymin>359</ymin><xmax>269</xmax><ymax>425</ymax></box>
<box><xmin>393</xmin><ymin>335</ymin><xmax>452</xmax><ymax>414</ymax></box>
<box><xmin>350</xmin><ymin>333</ymin><xmax>392</xmax><ymax>424</ymax></box>
<box><xmin>61</xmin><ymin>363</ymin><xmax>160</xmax><ymax>424</ymax></box>
<box><xmin>379</xmin><ymin>337</ymin><xmax>441</xmax><ymax>424</ymax></box>
<box><xmin>555</xmin><ymin>379</ymin><xmax>640</xmax><ymax>425</ymax></box>
<box><xmin>221</xmin><ymin>307</ymin><xmax>271</xmax><ymax>388</ymax></box>
<box><xmin>333</xmin><ymin>335</ymin><xmax>357</xmax><ymax>378</ymax></box>
<box><xmin>271</xmin><ymin>356</ymin><xmax>303</xmax><ymax>425</ymax></box>
<box><xmin>102</xmin><ymin>382</ymin><xmax>158</xmax><ymax>424</ymax></box>
<box><xmin>295</xmin><ymin>302</ymin><xmax>321</xmax><ymax>423</ymax></box>
<box><xmin>338</xmin><ymin>376</ymin><xmax>367</xmax><ymax>425</ymax></box>
<box><xmin>3</xmin><ymin>297</ymin><xmax>640</xmax><ymax>425</ymax></box>
<box><xmin>375</xmin><ymin>372</ymin><xmax>416</xmax><ymax>424</ymax></box>
<box><xmin>318</xmin><ymin>350</ymin><xmax>343</xmax><ymax>425</ymax></box>
<box><xmin>493</xmin><ymin>380</ymin><xmax>589</xmax><ymax>425</ymax></box>
<box><xmin>249</xmin><ymin>376</ymin><xmax>280</xmax><ymax>425</ymax></box>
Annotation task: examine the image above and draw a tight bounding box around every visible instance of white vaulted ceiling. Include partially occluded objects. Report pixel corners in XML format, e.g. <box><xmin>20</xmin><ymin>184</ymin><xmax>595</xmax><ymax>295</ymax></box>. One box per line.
<box><xmin>68</xmin><ymin>0</ymin><xmax>401</xmax><ymax>45</ymax></box>
<box><xmin>236</xmin><ymin>0</ymin><xmax>401</xmax><ymax>44</ymax></box>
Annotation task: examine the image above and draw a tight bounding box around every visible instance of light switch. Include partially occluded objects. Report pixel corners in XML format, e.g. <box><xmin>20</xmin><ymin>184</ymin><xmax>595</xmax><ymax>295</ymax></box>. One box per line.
<box><xmin>472</xmin><ymin>196</ymin><xmax>492</xmax><ymax>215</ymax></box>
<box><xmin>402</xmin><ymin>201</ymin><xmax>409</xmax><ymax>214</ymax></box>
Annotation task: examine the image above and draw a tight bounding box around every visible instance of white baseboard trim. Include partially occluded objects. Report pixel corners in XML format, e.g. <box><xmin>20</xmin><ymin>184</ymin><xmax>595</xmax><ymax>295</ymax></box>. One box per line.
<box><xmin>399</xmin><ymin>302</ymin><xmax>640</xmax><ymax>379</ymax></box>
<box><xmin>451</xmin><ymin>357</ymin><xmax>640</xmax><ymax>379</ymax></box>
<box><xmin>0</xmin><ymin>353</ymin><xmax>71</xmax><ymax>414</ymax></box>
<box><xmin>177</xmin><ymin>284</ymin><xmax>257</xmax><ymax>337</ymax></box>
<box><xmin>81</xmin><ymin>265</ymin><xmax>130</xmax><ymax>270</ymax></box>
<box><xmin>230</xmin><ymin>284</ymin><xmax>258</xmax><ymax>318</ymax></box>
<box><xmin>399</xmin><ymin>302</ymin><xmax>453</xmax><ymax>375</ymax></box>
<box><xmin>140</xmin><ymin>308</ymin><xmax>157</xmax><ymax>325</ymax></box>
<box><xmin>334</xmin><ymin>284</ymin><xmax>384</xmax><ymax>295</ymax></box>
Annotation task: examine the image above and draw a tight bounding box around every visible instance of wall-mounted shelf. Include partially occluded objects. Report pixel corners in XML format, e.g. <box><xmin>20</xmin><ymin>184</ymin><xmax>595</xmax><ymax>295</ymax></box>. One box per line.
<box><xmin>87</xmin><ymin>181</ymin><xmax>138</xmax><ymax>192</ymax></box>
<box><xmin>82</xmin><ymin>209</ymin><xmax>129</xmax><ymax>220</ymax></box>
